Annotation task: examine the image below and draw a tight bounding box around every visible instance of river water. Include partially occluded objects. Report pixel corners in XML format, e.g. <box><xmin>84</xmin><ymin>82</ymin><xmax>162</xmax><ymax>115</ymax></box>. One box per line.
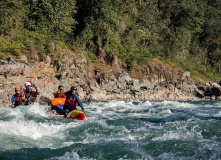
<box><xmin>0</xmin><ymin>101</ymin><xmax>221</xmax><ymax>160</ymax></box>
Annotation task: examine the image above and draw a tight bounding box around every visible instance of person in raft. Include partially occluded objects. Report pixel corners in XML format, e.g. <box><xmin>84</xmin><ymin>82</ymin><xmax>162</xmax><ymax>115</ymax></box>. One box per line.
<box><xmin>23</xmin><ymin>81</ymin><xmax>40</xmax><ymax>104</ymax></box>
<box><xmin>63</xmin><ymin>86</ymin><xmax>84</xmax><ymax>116</ymax></box>
<box><xmin>53</xmin><ymin>85</ymin><xmax>66</xmax><ymax>98</ymax></box>
<box><xmin>11</xmin><ymin>87</ymin><xmax>23</xmax><ymax>107</ymax></box>
<box><xmin>24</xmin><ymin>91</ymin><xmax>35</xmax><ymax>105</ymax></box>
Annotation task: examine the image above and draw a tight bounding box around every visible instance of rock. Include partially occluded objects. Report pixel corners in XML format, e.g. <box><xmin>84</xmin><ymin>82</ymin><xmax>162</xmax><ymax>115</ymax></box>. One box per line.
<box><xmin>77</xmin><ymin>86</ymin><xmax>87</xmax><ymax>101</ymax></box>
<box><xmin>210</xmin><ymin>82</ymin><xmax>221</xmax><ymax>96</ymax></box>
<box><xmin>11</xmin><ymin>68</ymin><xmax>25</xmax><ymax>76</ymax></box>
<box><xmin>0</xmin><ymin>46</ymin><xmax>214</xmax><ymax>107</ymax></box>
<box><xmin>122</xmin><ymin>90</ymin><xmax>129</xmax><ymax>94</ymax></box>
<box><xmin>205</xmin><ymin>82</ymin><xmax>211</xmax><ymax>88</ymax></box>
<box><xmin>217</xmin><ymin>81</ymin><xmax>221</xmax><ymax>86</ymax></box>
<box><xmin>0</xmin><ymin>68</ymin><xmax>11</xmax><ymax>75</ymax></box>
<box><xmin>25</xmin><ymin>69</ymin><xmax>38</xmax><ymax>79</ymax></box>
<box><xmin>45</xmin><ymin>56</ymin><xmax>51</xmax><ymax>67</ymax></box>
<box><xmin>116</xmin><ymin>80</ymin><xmax>127</xmax><ymax>90</ymax></box>
<box><xmin>183</xmin><ymin>71</ymin><xmax>191</xmax><ymax>79</ymax></box>
<box><xmin>39</xmin><ymin>96</ymin><xmax>51</xmax><ymax>105</ymax></box>
<box><xmin>88</xmin><ymin>92</ymin><xmax>107</xmax><ymax>101</ymax></box>
<box><xmin>153</xmin><ymin>85</ymin><xmax>159</xmax><ymax>93</ymax></box>
<box><xmin>195</xmin><ymin>88</ymin><xmax>204</xmax><ymax>98</ymax></box>
<box><xmin>164</xmin><ymin>89</ymin><xmax>171</xmax><ymax>97</ymax></box>
<box><xmin>166</xmin><ymin>84</ymin><xmax>174</xmax><ymax>92</ymax></box>
<box><xmin>216</xmin><ymin>96</ymin><xmax>221</xmax><ymax>100</ymax></box>
<box><xmin>140</xmin><ymin>85</ymin><xmax>148</xmax><ymax>91</ymax></box>
<box><xmin>204</xmin><ymin>82</ymin><xmax>212</xmax><ymax>96</ymax></box>
<box><xmin>32</xmin><ymin>53</ymin><xmax>39</xmax><ymax>60</ymax></box>
<box><xmin>20</xmin><ymin>55</ymin><xmax>28</xmax><ymax>63</ymax></box>
<box><xmin>112</xmin><ymin>89</ymin><xmax>121</xmax><ymax>94</ymax></box>
<box><xmin>102</xmin><ymin>80</ymin><xmax>117</xmax><ymax>92</ymax></box>
<box><xmin>89</xmin><ymin>80</ymin><xmax>102</xmax><ymax>93</ymax></box>
<box><xmin>197</xmin><ymin>85</ymin><xmax>207</xmax><ymax>92</ymax></box>
<box><xmin>180</xmin><ymin>83</ymin><xmax>196</xmax><ymax>96</ymax></box>
<box><xmin>125</xmin><ymin>75</ymin><xmax>133</xmax><ymax>85</ymax></box>
<box><xmin>129</xmin><ymin>79</ymin><xmax>140</xmax><ymax>92</ymax></box>
<box><xmin>211</xmin><ymin>95</ymin><xmax>216</xmax><ymax>100</ymax></box>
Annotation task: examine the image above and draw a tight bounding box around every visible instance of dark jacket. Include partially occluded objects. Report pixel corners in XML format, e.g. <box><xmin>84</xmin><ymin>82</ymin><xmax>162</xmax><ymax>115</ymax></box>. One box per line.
<box><xmin>65</xmin><ymin>91</ymin><xmax>83</xmax><ymax>108</ymax></box>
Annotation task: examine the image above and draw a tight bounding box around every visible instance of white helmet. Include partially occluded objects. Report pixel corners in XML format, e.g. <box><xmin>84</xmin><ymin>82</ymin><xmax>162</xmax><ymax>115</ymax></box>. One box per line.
<box><xmin>24</xmin><ymin>82</ymin><xmax>32</xmax><ymax>87</ymax></box>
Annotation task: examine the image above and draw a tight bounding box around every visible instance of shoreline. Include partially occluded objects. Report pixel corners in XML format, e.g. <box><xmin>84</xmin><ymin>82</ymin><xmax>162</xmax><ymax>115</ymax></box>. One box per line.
<box><xmin>0</xmin><ymin>47</ymin><xmax>220</xmax><ymax>107</ymax></box>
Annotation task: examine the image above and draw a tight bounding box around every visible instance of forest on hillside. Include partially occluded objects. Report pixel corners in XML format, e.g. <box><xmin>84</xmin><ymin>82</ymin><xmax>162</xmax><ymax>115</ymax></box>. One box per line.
<box><xmin>0</xmin><ymin>0</ymin><xmax>221</xmax><ymax>81</ymax></box>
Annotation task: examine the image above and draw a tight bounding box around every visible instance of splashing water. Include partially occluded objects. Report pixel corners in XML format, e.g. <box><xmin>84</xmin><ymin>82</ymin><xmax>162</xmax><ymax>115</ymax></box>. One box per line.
<box><xmin>0</xmin><ymin>101</ymin><xmax>221</xmax><ymax>160</ymax></box>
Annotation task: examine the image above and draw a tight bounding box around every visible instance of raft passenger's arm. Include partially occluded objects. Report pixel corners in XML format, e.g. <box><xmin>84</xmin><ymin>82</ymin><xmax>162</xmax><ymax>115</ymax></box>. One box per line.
<box><xmin>75</xmin><ymin>93</ymin><xmax>84</xmax><ymax>110</ymax></box>
<box><xmin>11</xmin><ymin>95</ymin><xmax>15</xmax><ymax>105</ymax></box>
<box><xmin>33</xmin><ymin>84</ymin><xmax>40</xmax><ymax>95</ymax></box>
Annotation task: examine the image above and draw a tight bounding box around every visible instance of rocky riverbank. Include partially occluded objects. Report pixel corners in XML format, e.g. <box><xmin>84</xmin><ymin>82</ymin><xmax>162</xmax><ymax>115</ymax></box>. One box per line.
<box><xmin>0</xmin><ymin>44</ymin><xmax>220</xmax><ymax>107</ymax></box>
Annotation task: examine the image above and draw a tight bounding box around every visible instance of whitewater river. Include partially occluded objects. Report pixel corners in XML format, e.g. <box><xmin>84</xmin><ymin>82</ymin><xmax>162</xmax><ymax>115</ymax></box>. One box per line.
<box><xmin>0</xmin><ymin>101</ymin><xmax>221</xmax><ymax>160</ymax></box>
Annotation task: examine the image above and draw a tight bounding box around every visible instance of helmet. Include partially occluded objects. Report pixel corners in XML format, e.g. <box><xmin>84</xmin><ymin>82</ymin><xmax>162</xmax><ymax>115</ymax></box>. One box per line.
<box><xmin>15</xmin><ymin>87</ymin><xmax>21</xmax><ymax>91</ymax></box>
<box><xmin>24</xmin><ymin>82</ymin><xmax>31</xmax><ymax>87</ymax></box>
<box><xmin>27</xmin><ymin>81</ymin><xmax>33</xmax><ymax>87</ymax></box>
<box><xmin>70</xmin><ymin>86</ymin><xmax>77</xmax><ymax>91</ymax></box>
<box><xmin>58</xmin><ymin>85</ymin><xmax>64</xmax><ymax>89</ymax></box>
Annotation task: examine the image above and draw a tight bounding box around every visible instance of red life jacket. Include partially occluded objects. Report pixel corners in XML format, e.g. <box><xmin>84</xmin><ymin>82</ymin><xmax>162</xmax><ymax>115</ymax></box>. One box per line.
<box><xmin>65</xmin><ymin>98</ymin><xmax>78</xmax><ymax>110</ymax></box>
<box><xmin>56</xmin><ymin>92</ymin><xmax>66</xmax><ymax>99</ymax></box>
<box><xmin>15</xmin><ymin>96</ymin><xmax>22</xmax><ymax>106</ymax></box>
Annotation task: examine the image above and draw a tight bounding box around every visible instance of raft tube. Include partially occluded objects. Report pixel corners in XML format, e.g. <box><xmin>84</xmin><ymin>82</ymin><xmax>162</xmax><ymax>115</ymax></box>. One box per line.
<box><xmin>67</xmin><ymin>110</ymin><xmax>86</xmax><ymax>121</ymax></box>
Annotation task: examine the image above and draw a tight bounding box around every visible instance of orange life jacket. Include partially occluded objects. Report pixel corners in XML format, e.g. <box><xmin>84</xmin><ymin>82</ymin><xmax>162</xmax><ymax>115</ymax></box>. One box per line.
<box><xmin>51</xmin><ymin>98</ymin><xmax>66</xmax><ymax>108</ymax></box>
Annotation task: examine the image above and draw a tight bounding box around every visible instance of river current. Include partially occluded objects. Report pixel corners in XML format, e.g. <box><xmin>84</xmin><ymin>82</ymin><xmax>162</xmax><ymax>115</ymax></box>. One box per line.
<box><xmin>0</xmin><ymin>101</ymin><xmax>221</xmax><ymax>160</ymax></box>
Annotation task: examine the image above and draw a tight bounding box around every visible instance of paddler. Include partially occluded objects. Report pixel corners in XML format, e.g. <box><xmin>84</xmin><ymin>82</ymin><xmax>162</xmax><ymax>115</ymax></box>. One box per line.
<box><xmin>54</xmin><ymin>85</ymin><xmax>66</xmax><ymax>98</ymax></box>
<box><xmin>11</xmin><ymin>87</ymin><xmax>23</xmax><ymax>107</ymax></box>
<box><xmin>24</xmin><ymin>90</ymin><xmax>35</xmax><ymax>105</ymax></box>
<box><xmin>63</xmin><ymin>86</ymin><xmax>84</xmax><ymax>116</ymax></box>
<box><xmin>23</xmin><ymin>81</ymin><xmax>40</xmax><ymax>104</ymax></box>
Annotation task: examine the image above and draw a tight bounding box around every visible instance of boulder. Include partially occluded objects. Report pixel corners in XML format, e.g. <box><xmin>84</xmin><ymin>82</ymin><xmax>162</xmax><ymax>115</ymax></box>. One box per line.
<box><xmin>216</xmin><ymin>96</ymin><xmax>221</xmax><ymax>100</ymax></box>
<box><xmin>11</xmin><ymin>68</ymin><xmax>25</xmax><ymax>76</ymax></box>
<box><xmin>197</xmin><ymin>85</ymin><xmax>207</xmax><ymax>92</ymax></box>
<box><xmin>182</xmin><ymin>71</ymin><xmax>191</xmax><ymax>79</ymax></box>
<box><xmin>112</xmin><ymin>89</ymin><xmax>121</xmax><ymax>94</ymax></box>
<box><xmin>130</xmin><ymin>80</ymin><xmax>140</xmax><ymax>92</ymax></box>
<box><xmin>210</xmin><ymin>83</ymin><xmax>221</xmax><ymax>96</ymax></box>
<box><xmin>20</xmin><ymin>55</ymin><xmax>28</xmax><ymax>63</ymax></box>
<box><xmin>39</xmin><ymin>96</ymin><xmax>51</xmax><ymax>105</ymax></box>
<box><xmin>195</xmin><ymin>88</ymin><xmax>204</xmax><ymax>98</ymax></box>
<box><xmin>211</xmin><ymin>95</ymin><xmax>216</xmax><ymax>100</ymax></box>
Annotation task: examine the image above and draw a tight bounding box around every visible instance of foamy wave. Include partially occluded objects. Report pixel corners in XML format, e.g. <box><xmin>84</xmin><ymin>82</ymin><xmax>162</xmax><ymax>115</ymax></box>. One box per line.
<box><xmin>152</xmin><ymin>126</ymin><xmax>203</xmax><ymax>141</ymax></box>
<box><xmin>213</xmin><ymin>111</ymin><xmax>221</xmax><ymax>117</ymax></box>
<box><xmin>0</xmin><ymin>119</ymin><xmax>68</xmax><ymax>139</ymax></box>
<box><xmin>46</xmin><ymin>150</ymin><xmax>96</xmax><ymax>160</ymax></box>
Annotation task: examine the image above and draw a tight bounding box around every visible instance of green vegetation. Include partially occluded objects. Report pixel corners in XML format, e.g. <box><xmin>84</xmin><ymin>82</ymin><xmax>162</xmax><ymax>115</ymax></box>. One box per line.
<box><xmin>83</xmin><ymin>51</ymin><xmax>97</xmax><ymax>65</ymax></box>
<box><xmin>0</xmin><ymin>0</ymin><xmax>221</xmax><ymax>81</ymax></box>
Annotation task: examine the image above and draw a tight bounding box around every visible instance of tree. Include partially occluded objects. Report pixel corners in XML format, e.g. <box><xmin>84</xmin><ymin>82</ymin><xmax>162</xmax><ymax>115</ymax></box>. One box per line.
<box><xmin>0</xmin><ymin>0</ymin><xmax>26</xmax><ymax>35</ymax></box>
<box><xmin>25</xmin><ymin>0</ymin><xmax>77</xmax><ymax>37</ymax></box>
